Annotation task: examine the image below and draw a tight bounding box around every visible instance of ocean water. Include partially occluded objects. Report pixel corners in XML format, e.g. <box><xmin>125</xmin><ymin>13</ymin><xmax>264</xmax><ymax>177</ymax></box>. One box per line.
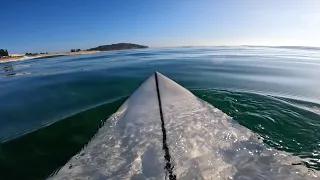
<box><xmin>0</xmin><ymin>46</ymin><xmax>319</xmax><ymax>179</ymax></box>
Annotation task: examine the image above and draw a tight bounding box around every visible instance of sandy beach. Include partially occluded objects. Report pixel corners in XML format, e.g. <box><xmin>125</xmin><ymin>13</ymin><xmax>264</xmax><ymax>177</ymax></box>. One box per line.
<box><xmin>0</xmin><ymin>50</ymin><xmax>100</xmax><ymax>63</ymax></box>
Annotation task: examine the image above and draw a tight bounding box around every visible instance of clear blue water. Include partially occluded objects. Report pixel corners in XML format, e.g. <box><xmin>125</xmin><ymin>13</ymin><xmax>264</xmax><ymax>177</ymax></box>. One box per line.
<box><xmin>0</xmin><ymin>46</ymin><xmax>320</xmax><ymax>179</ymax></box>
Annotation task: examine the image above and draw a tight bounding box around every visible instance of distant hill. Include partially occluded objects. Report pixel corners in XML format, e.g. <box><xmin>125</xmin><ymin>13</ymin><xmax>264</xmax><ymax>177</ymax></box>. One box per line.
<box><xmin>87</xmin><ymin>43</ymin><xmax>148</xmax><ymax>51</ymax></box>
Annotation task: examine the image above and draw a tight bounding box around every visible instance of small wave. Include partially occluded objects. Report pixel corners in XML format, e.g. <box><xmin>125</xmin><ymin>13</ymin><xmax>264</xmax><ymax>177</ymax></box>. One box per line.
<box><xmin>13</xmin><ymin>64</ymin><xmax>31</xmax><ymax>69</ymax></box>
<box><xmin>0</xmin><ymin>96</ymin><xmax>127</xmax><ymax>143</ymax></box>
<box><xmin>4</xmin><ymin>72</ymin><xmax>31</xmax><ymax>77</ymax></box>
<box><xmin>0</xmin><ymin>56</ymin><xmax>37</xmax><ymax>63</ymax></box>
<box><xmin>191</xmin><ymin>89</ymin><xmax>320</xmax><ymax>171</ymax></box>
<box><xmin>270</xmin><ymin>96</ymin><xmax>320</xmax><ymax>115</ymax></box>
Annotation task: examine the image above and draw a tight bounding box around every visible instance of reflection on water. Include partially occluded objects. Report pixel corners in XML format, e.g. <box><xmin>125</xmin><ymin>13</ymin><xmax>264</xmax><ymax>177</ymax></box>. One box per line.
<box><xmin>0</xmin><ymin>46</ymin><xmax>319</xmax><ymax>179</ymax></box>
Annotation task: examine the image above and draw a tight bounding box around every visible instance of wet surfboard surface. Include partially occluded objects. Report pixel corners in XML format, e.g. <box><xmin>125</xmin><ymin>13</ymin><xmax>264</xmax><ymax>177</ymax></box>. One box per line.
<box><xmin>49</xmin><ymin>72</ymin><xmax>318</xmax><ymax>180</ymax></box>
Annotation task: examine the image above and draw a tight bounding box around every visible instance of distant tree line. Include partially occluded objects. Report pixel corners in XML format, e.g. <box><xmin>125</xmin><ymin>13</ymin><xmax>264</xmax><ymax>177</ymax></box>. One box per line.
<box><xmin>25</xmin><ymin>52</ymin><xmax>48</xmax><ymax>56</ymax></box>
<box><xmin>87</xmin><ymin>43</ymin><xmax>148</xmax><ymax>51</ymax></box>
<box><xmin>0</xmin><ymin>49</ymin><xmax>9</xmax><ymax>57</ymax></box>
<box><xmin>71</xmin><ymin>49</ymin><xmax>81</xmax><ymax>52</ymax></box>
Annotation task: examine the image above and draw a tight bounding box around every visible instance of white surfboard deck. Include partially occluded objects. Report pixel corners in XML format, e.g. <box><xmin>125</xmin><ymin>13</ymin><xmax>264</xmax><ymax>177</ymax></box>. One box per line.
<box><xmin>50</xmin><ymin>72</ymin><xmax>318</xmax><ymax>180</ymax></box>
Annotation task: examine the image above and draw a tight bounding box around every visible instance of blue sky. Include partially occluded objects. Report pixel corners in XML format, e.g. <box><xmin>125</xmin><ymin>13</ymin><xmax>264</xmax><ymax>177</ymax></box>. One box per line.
<box><xmin>1</xmin><ymin>0</ymin><xmax>320</xmax><ymax>53</ymax></box>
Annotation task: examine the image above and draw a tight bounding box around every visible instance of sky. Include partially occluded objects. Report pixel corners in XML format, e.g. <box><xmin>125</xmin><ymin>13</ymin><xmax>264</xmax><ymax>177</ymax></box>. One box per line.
<box><xmin>1</xmin><ymin>0</ymin><xmax>320</xmax><ymax>53</ymax></box>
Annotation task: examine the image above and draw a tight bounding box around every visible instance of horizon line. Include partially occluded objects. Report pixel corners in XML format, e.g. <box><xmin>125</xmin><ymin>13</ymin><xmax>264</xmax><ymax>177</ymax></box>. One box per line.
<box><xmin>6</xmin><ymin>44</ymin><xmax>320</xmax><ymax>54</ymax></box>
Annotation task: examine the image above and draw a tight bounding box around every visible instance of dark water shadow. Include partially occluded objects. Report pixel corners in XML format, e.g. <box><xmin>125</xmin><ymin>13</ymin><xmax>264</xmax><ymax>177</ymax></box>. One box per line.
<box><xmin>0</xmin><ymin>98</ymin><xmax>125</xmax><ymax>180</ymax></box>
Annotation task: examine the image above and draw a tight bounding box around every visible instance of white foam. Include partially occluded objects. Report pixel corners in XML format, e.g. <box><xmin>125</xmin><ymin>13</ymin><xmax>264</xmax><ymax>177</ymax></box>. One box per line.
<box><xmin>0</xmin><ymin>56</ymin><xmax>36</xmax><ymax>63</ymax></box>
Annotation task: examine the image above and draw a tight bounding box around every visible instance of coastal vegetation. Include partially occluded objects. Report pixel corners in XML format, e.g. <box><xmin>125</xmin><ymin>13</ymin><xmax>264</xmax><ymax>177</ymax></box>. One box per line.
<box><xmin>87</xmin><ymin>43</ymin><xmax>148</xmax><ymax>51</ymax></box>
<box><xmin>25</xmin><ymin>52</ymin><xmax>48</xmax><ymax>56</ymax></box>
<box><xmin>70</xmin><ymin>49</ymin><xmax>81</xmax><ymax>52</ymax></box>
<box><xmin>1</xmin><ymin>43</ymin><xmax>148</xmax><ymax>62</ymax></box>
<box><xmin>0</xmin><ymin>49</ymin><xmax>9</xmax><ymax>57</ymax></box>
<box><xmin>71</xmin><ymin>43</ymin><xmax>148</xmax><ymax>52</ymax></box>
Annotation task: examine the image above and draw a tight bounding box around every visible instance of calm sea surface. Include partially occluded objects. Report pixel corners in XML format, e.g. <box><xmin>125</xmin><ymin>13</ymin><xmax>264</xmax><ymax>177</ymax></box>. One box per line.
<box><xmin>0</xmin><ymin>46</ymin><xmax>320</xmax><ymax>179</ymax></box>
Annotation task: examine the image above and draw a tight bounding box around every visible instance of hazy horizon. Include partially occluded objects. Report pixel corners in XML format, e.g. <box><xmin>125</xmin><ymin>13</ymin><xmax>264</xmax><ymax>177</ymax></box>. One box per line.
<box><xmin>6</xmin><ymin>44</ymin><xmax>320</xmax><ymax>55</ymax></box>
<box><xmin>1</xmin><ymin>0</ymin><xmax>320</xmax><ymax>53</ymax></box>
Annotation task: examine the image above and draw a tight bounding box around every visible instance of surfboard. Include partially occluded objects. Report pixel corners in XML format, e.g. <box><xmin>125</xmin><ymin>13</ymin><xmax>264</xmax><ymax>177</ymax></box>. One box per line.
<box><xmin>49</xmin><ymin>72</ymin><xmax>317</xmax><ymax>180</ymax></box>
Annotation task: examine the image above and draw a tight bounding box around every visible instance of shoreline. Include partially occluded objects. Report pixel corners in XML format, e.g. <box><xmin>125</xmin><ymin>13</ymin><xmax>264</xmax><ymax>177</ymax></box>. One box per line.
<box><xmin>0</xmin><ymin>50</ymin><xmax>100</xmax><ymax>63</ymax></box>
